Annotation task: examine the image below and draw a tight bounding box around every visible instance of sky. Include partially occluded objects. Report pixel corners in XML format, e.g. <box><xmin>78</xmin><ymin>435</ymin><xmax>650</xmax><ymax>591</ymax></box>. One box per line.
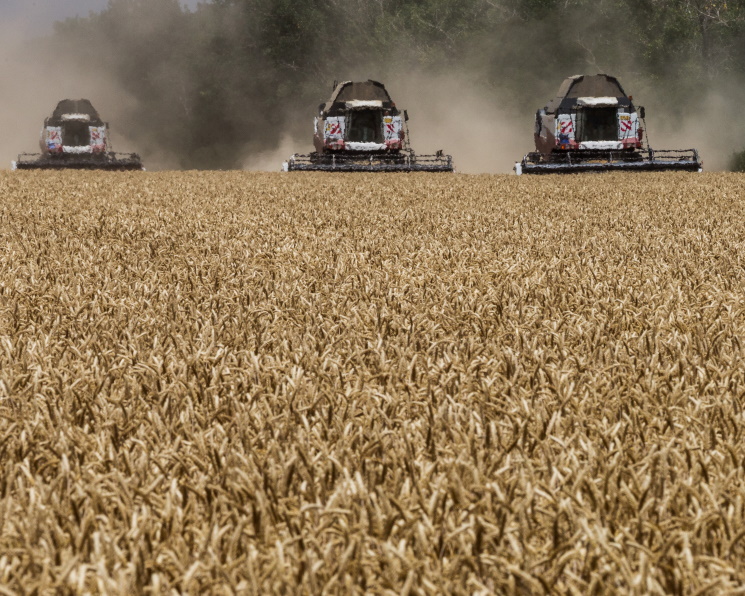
<box><xmin>4</xmin><ymin>0</ymin><xmax>200</xmax><ymax>33</ymax></box>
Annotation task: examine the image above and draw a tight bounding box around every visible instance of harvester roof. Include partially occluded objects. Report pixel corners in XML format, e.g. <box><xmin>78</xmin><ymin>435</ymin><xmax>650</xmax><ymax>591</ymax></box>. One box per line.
<box><xmin>331</xmin><ymin>80</ymin><xmax>392</xmax><ymax>103</ymax></box>
<box><xmin>546</xmin><ymin>74</ymin><xmax>630</xmax><ymax>113</ymax></box>
<box><xmin>322</xmin><ymin>80</ymin><xmax>397</xmax><ymax>114</ymax></box>
<box><xmin>48</xmin><ymin>99</ymin><xmax>104</xmax><ymax>126</ymax></box>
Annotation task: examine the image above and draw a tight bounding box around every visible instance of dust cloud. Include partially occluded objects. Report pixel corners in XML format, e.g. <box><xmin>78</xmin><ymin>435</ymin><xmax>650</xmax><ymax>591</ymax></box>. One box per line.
<box><xmin>238</xmin><ymin>70</ymin><xmax>743</xmax><ymax>174</ymax></box>
<box><xmin>0</xmin><ymin>20</ymin><xmax>143</xmax><ymax>170</ymax></box>
<box><xmin>0</xmin><ymin>8</ymin><xmax>178</xmax><ymax>171</ymax></box>
<box><xmin>392</xmin><ymin>72</ymin><xmax>530</xmax><ymax>174</ymax></box>
<box><xmin>245</xmin><ymin>72</ymin><xmax>532</xmax><ymax>174</ymax></box>
<box><xmin>639</xmin><ymin>86</ymin><xmax>745</xmax><ymax>172</ymax></box>
<box><xmin>0</xmin><ymin>24</ymin><xmax>58</xmax><ymax>170</ymax></box>
<box><xmin>2</xmin><ymin>3</ymin><xmax>743</xmax><ymax>173</ymax></box>
<box><xmin>243</xmin><ymin>134</ymin><xmax>300</xmax><ymax>172</ymax></box>
<box><xmin>235</xmin><ymin>61</ymin><xmax>742</xmax><ymax>174</ymax></box>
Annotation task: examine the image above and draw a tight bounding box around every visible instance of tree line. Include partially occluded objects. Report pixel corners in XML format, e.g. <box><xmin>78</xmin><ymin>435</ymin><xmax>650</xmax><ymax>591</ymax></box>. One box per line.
<box><xmin>46</xmin><ymin>0</ymin><xmax>745</xmax><ymax>169</ymax></box>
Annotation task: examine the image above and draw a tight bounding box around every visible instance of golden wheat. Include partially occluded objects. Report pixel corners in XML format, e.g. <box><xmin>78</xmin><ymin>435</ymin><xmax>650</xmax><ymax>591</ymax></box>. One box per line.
<box><xmin>0</xmin><ymin>170</ymin><xmax>744</xmax><ymax>594</ymax></box>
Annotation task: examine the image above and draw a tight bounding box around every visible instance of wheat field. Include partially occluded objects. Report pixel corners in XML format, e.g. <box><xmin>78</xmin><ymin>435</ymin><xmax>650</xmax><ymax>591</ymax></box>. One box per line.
<box><xmin>0</xmin><ymin>170</ymin><xmax>744</xmax><ymax>594</ymax></box>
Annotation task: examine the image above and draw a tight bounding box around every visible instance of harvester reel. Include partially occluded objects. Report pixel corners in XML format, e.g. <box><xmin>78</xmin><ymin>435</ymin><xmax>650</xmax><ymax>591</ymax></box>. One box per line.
<box><xmin>14</xmin><ymin>152</ymin><xmax>145</xmax><ymax>171</ymax></box>
<box><xmin>285</xmin><ymin>150</ymin><xmax>453</xmax><ymax>173</ymax></box>
<box><xmin>515</xmin><ymin>148</ymin><xmax>702</xmax><ymax>175</ymax></box>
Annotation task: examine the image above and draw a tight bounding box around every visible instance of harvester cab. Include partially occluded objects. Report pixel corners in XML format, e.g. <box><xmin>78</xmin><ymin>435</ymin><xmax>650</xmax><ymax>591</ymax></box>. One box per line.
<box><xmin>515</xmin><ymin>74</ymin><xmax>702</xmax><ymax>174</ymax></box>
<box><xmin>284</xmin><ymin>80</ymin><xmax>453</xmax><ymax>172</ymax></box>
<box><xmin>13</xmin><ymin>99</ymin><xmax>144</xmax><ymax>171</ymax></box>
<box><xmin>313</xmin><ymin>81</ymin><xmax>405</xmax><ymax>154</ymax></box>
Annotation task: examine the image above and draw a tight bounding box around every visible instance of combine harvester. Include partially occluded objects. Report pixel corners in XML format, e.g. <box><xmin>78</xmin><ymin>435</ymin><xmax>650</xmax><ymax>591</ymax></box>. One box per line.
<box><xmin>13</xmin><ymin>99</ymin><xmax>144</xmax><ymax>171</ymax></box>
<box><xmin>284</xmin><ymin>80</ymin><xmax>453</xmax><ymax>172</ymax></box>
<box><xmin>515</xmin><ymin>74</ymin><xmax>702</xmax><ymax>175</ymax></box>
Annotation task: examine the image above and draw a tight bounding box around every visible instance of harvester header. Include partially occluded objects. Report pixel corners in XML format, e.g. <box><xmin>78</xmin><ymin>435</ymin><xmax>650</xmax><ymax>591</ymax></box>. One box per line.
<box><xmin>516</xmin><ymin>74</ymin><xmax>702</xmax><ymax>174</ymax></box>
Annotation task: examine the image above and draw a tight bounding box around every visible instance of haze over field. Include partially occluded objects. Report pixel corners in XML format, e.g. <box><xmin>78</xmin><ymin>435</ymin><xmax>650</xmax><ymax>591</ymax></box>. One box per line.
<box><xmin>2</xmin><ymin>0</ymin><xmax>745</xmax><ymax>172</ymax></box>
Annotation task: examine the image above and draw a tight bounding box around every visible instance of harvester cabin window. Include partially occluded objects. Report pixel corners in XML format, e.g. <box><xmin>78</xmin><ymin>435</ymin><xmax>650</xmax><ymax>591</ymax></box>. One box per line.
<box><xmin>576</xmin><ymin>108</ymin><xmax>617</xmax><ymax>142</ymax></box>
<box><xmin>62</xmin><ymin>121</ymin><xmax>91</xmax><ymax>147</ymax></box>
<box><xmin>347</xmin><ymin>110</ymin><xmax>383</xmax><ymax>144</ymax></box>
